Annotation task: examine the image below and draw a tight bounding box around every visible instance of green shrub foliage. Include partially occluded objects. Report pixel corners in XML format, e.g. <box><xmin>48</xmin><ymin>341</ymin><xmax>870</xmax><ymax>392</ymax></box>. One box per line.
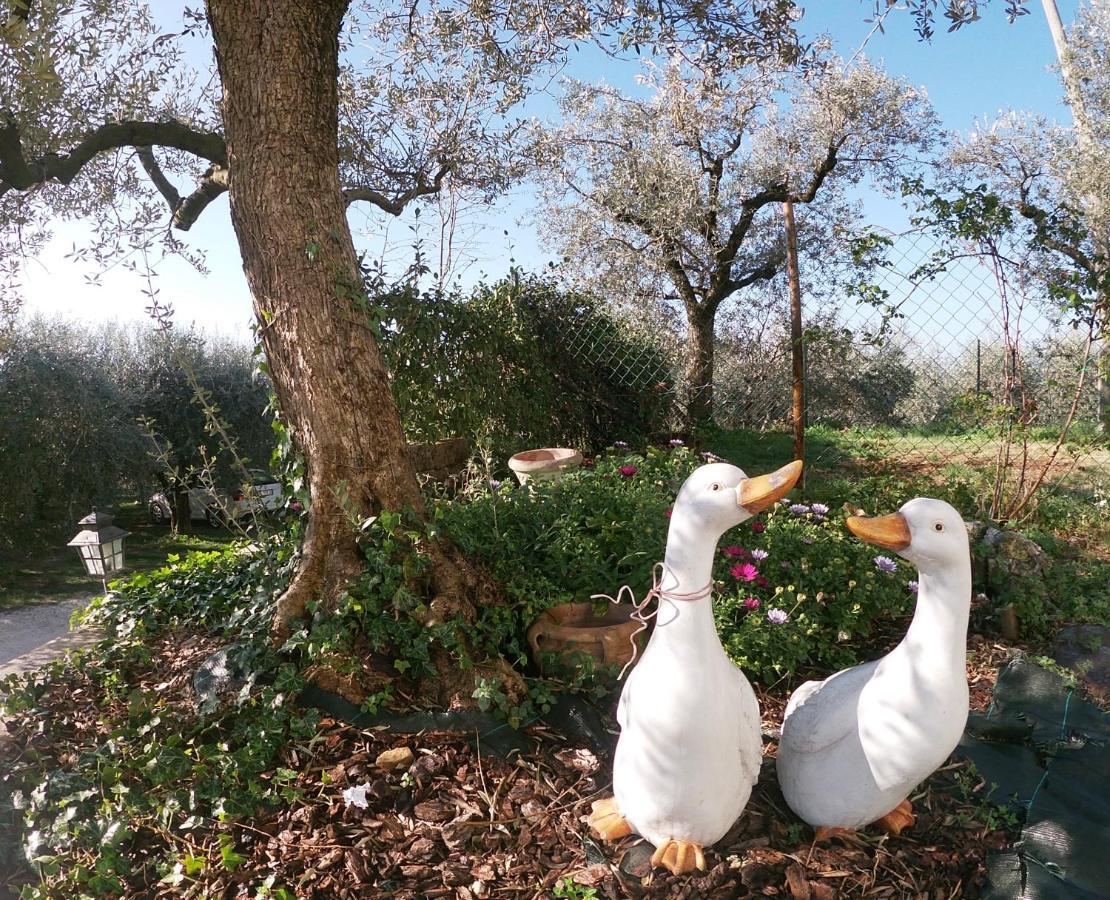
<box><xmin>379</xmin><ymin>273</ymin><xmax>672</xmax><ymax>457</ymax></box>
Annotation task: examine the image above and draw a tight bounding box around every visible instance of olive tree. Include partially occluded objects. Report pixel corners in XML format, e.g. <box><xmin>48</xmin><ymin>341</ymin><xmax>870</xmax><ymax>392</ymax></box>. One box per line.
<box><xmin>0</xmin><ymin>0</ymin><xmax>802</xmax><ymax>697</ymax></box>
<box><xmin>533</xmin><ymin>49</ymin><xmax>936</xmax><ymax>426</ymax></box>
<box><xmin>947</xmin><ymin>1</ymin><xmax>1110</xmax><ymax>430</ymax></box>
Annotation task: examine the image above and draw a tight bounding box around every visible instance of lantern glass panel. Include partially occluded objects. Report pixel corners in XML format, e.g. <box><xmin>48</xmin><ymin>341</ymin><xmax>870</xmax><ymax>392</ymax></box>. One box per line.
<box><xmin>105</xmin><ymin>538</ymin><xmax>125</xmax><ymax>573</ymax></box>
<box><xmin>78</xmin><ymin>544</ymin><xmax>105</xmax><ymax>576</ymax></box>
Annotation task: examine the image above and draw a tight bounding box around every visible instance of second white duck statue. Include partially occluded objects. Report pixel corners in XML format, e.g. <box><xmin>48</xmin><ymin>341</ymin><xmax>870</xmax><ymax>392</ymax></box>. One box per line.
<box><xmin>588</xmin><ymin>459</ymin><xmax>803</xmax><ymax>875</ymax></box>
<box><xmin>776</xmin><ymin>498</ymin><xmax>972</xmax><ymax>839</ymax></box>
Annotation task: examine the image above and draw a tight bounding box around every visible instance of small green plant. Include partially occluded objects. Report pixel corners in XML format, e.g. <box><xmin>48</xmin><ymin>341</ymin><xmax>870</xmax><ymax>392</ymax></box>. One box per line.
<box><xmin>553</xmin><ymin>877</ymin><xmax>599</xmax><ymax>899</ymax></box>
<box><xmin>947</xmin><ymin>761</ymin><xmax>1022</xmax><ymax>833</ymax></box>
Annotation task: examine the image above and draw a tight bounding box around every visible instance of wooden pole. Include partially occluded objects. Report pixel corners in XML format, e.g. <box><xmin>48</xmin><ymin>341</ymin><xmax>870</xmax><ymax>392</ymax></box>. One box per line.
<box><xmin>783</xmin><ymin>199</ymin><xmax>805</xmax><ymax>478</ymax></box>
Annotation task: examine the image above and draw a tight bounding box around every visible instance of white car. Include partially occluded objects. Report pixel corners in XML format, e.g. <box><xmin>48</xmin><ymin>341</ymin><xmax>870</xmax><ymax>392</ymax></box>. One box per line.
<box><xmin>149</xmin><ymin>470</ymin><xmax>283</xmax><ymax>528</ymax></box>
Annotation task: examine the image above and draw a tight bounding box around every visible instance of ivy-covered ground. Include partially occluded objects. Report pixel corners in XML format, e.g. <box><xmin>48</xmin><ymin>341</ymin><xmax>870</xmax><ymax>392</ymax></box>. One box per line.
<box><xmin>1</xmin><ymin>441</ymin><xmax>1105</xmax><ymax>898</ymax></box>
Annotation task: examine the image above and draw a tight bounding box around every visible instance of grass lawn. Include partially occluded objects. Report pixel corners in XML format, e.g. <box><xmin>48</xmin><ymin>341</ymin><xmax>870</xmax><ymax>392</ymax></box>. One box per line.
<box><xmin>706</xmin><ymin>425</ymin><xmax>1110</xmax><ymax>578</ymax></box>
<box><xmin>0</xmin><ymin>501</ymin><xmax>238</xmax><ymax>612</ymax></box>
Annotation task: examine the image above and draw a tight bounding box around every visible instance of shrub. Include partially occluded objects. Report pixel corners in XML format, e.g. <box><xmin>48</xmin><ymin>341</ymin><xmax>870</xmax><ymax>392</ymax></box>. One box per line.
<box><xmin>444</xmin><ymin>445</ymin><xmax>918</xmax><ymax>683</ymax></box>
<box><xmin>379</xmin><ymin>273</ymin><xmax>672</xmax><ymax>459</ymax></box>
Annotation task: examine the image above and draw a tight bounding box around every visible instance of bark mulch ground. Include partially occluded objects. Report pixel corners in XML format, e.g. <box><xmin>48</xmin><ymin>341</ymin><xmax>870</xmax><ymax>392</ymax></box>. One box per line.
<box><xmin>1</xmin><ymin>632</ymin><xmax>1025</xmax><ymax>899</ymax></box>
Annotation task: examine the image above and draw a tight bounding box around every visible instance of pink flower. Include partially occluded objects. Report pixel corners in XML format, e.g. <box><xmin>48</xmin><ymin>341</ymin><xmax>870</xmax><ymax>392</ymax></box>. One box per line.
<box><xmin>750</xmin><ymin>521</ymin><xmax>766</xmax><ymax>534</ymax></box>
<box><xmin>721</xmin><ymin>545</ymin><xmax>746</xmax><ymax>559</ymax></box>
<box><xmin>743</xmin><ymin>597</ymin><xmax>761</xmax><ymax>611</ymax></box>
<box><xmin>756</xmin><ymin>575</ymin><xmax>769</xmax><ymax>588</ymax></box>
<box><xmin>664</xmin><ymin>507</ymin><xmax>672</xmax><ymax>518</ymax></box>
<box><xmin>619</xmin><ymin>465</ymin><xmax>638</xmax><ymax>478</ymax></box>
<box><xmin>730</xmin><ymin>563</ymin><xmax>759</xmax><ymax>582</ymax></box>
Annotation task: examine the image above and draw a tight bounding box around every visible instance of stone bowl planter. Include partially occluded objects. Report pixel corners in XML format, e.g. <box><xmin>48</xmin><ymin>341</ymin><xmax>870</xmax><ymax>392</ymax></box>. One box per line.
<box><xmin>508</xmin><ymin>448</ymin><xmax>583</xmax><ymax>485</ymax></box>
<box><xmin>527</xmin><ymin>601</ymin><xmax>642</xmax><ymax>674</ymax></box>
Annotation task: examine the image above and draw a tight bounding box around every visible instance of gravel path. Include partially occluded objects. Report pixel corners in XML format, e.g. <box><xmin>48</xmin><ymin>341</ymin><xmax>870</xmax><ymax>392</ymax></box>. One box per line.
<box><xmin>0</xmin><ymin>598</ymin><xmax>91</xmax><ymax>667</ymax></box>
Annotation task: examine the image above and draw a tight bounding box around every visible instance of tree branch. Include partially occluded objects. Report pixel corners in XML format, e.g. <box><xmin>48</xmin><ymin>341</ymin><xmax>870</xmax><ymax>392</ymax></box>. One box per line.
<box><xmin>174</xmin><ymin>164</ymin><xmax>229</xmax><ymax>231</ymax></box>
<box><xmin>1017</xmin><ymin>198</ymin><xmax>1096</xmax><ymax>273</ymax></box>
<box><xmin>135</xmin><ymin>146</ymin><xmax>181</xmax><ymax>209</ymax></box>
<box><xmin>134</xmin><ymin>146</ymin><xmax>228</xmax><ymax>232</ymax></box>
<box><xmin>727</xmin><ymin>255</ymin><xmax>782</xmax><ymax>293</ymax></box>
<box><xmin>0</xmin><ymin>114</ymin><xmax>226</xmax><ymax>201</ymax></box>
<box><xmin>342</xmin><ymin>158</ymin><xmax>453</xmax><ymax>215</ymax></box>
<box><xmin>714</xmin><ymin>139</ymin><xmax>841</xmax><ymax>273</ymax></box>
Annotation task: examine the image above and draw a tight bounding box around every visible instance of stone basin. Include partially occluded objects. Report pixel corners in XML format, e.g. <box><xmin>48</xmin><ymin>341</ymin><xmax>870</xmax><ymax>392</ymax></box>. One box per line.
<box><xmin>507</xmin><ymin>447</ymin><xmax>582</xmax><ymax>484</ymax></box>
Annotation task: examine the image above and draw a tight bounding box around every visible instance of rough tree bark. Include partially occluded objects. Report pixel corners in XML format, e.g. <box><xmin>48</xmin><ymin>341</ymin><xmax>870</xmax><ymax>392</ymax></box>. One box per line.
<box><xmin>683</xmin><ymin>307</ymin><xmax>717</xmax><ymax>429</ymax></box>
<box><xmin>205</xmin><ymin>0</ymin><xmax>487</xmax><ymax>655</ymax></box>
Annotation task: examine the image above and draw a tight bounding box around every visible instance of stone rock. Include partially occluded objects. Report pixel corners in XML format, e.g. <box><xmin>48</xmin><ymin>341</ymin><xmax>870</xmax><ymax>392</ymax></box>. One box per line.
<box><xmin>617</xmin><ymin>843</ymin><xmax>654</xmax><ymax>880</ymax></box>
<box><xmin>1053</xmin><ymin>624</ymin><xmax>1110</xmax><ymax>702</ymax></box>
<box><xmin>990</xmin><ymin>530</ymin><xmax>1051</xmax><ymax>578</ymax></box>
<box><xmin>965</xmin><ymin>520</ymin><xmax>988</xmax><ymax>544</ymax></box>
<box><xmin>375</xmin><ymin>746</ymin><xmax>415</xmax><ymax>771</ymax></box>
<box><xmin>193</xmin><ymin>643</ymin><xmax>252</xmax><ymax>708</ymax></box>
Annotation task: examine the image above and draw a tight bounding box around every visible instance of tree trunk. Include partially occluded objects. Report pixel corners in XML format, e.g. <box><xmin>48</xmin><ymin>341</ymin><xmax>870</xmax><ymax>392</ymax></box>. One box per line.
<box><xmin>205</xmin><ymin>0</ymin><xmax>480</xmax><ymax>647</ymax></box>
<box><xmin>684</xmin><ymin>308</ymin><xmax>716</xmax><ymax>429</ymax></box>
<box><xmin>170</xmin><ymin>485</ymin><xmax>193</xmax><ymax>535</ymax></box>
<box><xmin>158</xmin><ymin>472</ymin><xmax>192</xmax><ymax>535</ymax></box>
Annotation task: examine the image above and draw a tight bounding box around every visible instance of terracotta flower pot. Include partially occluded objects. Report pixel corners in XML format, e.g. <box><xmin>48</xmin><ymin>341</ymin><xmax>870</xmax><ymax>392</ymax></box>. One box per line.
<box><xmin>527</xmin><ymin>601</ymin><xmax>642</xmax><ymax>673</ymax></box>
<box><xmin>507</xmin><ymin>448</ymin><xmax>582</xmax><ymax>485</ymax></box>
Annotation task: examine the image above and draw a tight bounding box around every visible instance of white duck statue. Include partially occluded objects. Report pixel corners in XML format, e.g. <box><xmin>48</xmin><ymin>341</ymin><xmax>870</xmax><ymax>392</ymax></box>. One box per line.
<box><xmin>776</xmin><ymin>498</ymin><xmax>972</xmax><ymax>839</ymax></box>
<box><xmin>588</xmin><ymin>459</ymin><xmax>803</xmax><ymax>875</ymax></box>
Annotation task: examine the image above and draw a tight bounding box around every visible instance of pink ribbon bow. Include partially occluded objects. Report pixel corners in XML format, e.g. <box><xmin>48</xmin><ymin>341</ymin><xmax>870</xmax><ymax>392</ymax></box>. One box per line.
<box><xmin>592</xmin><ymin>562</ymin><xmax>712</xmax><ymax>679</ymax></box>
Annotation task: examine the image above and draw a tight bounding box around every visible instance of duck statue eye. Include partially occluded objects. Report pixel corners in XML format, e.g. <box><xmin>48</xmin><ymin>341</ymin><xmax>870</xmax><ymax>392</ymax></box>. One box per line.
<box><xmin>933</xmin><ymin>522</ymin><xmax>944</xmax><ymax>532</ymax></box>
<box><xmin>711</xmin><ymin>483</ymin><xmax>722</xmax><ymax>492</ymax></box>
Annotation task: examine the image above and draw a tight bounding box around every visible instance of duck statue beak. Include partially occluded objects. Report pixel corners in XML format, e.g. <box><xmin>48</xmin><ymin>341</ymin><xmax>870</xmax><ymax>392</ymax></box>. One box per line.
<box><xmin>846</xmin><ymin>512</ymin><xmax>911</xmax><ymax>551</ymax></box>
<box><xmin>737</xmin><ymin>460</ymin><xmax>803</xmax><ymax>514</ymax></box>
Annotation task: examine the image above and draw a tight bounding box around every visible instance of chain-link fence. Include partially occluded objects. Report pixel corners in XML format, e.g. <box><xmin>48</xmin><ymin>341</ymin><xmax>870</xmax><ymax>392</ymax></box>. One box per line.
<box><xmin>554</xmin><ymin>228</ymin><xmax>1109</xmax><ymax>509</ymax></box>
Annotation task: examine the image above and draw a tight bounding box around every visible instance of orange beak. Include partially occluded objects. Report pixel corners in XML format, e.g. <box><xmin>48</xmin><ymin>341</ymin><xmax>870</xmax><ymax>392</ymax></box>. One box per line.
<box><xmin>846</xmin><ymin>512</ymin><xmax>911</xmax><ymax>551</ymax></box>
<box><xmin>737</xmin><ymin>460</ymin><xmax>803</xmax><ymax>514</ymax></box>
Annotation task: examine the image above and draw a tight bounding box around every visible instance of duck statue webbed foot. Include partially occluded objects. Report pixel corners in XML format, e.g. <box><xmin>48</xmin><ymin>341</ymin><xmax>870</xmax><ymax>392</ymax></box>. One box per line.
<box><xmin>650</xmin><ymin>839</ymin><xmax>707</xmax><ymax>875</ymax></box>
<box><xmin>588</xmin><ymin>796</ymin><xmax>632</xmax><ymax>841</ymax></box>
<box><xmin>813</xmin><ymin>826</ymin><xmax>857</xmax><ymax>843</ymax></box>
<box><xmin>873</xmin><ymin>799</ymin><xmax>915</xmax><ymax>835</ymax></box>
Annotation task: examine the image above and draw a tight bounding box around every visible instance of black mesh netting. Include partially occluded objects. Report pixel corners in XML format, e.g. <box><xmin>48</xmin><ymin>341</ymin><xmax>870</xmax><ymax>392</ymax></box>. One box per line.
<box><xmin>958</xmin><ymin>657</ymin><xmax>1110</xmax><ymax>899</ymax></box>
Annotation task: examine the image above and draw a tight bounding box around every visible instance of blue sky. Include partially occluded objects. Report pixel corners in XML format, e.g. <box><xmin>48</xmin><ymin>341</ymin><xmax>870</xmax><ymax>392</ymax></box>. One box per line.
<box><xmin>21</xmin><ymin>1</ymin><xmax>1078</xmax><ymax>341</ymax></box>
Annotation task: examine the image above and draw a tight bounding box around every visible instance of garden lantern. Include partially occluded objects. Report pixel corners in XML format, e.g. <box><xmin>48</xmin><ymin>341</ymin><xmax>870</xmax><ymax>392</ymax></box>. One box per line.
<box><xmin>67</xmin><ymin>509</ymin><xmax>129</xmax><ymax>578</ymax></box>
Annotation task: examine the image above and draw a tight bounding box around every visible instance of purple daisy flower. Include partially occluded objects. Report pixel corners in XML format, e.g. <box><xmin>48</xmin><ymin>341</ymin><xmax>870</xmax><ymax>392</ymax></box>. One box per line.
<box><xmin>613</xmin><ymin>440</ymin><xmax>629</xmax><ymax>449</ymax></box>
<box><xmin>766</xmin><ymin>608</ymin><xmax>788</xmax><ymax>625</ymax></box>
<box><xmin>789</xmin><ymin>503</ymin><xmax>809</xmax><ymax>516</ymax></box>
<box><xmin>810</xmin><ymin>503</ymin><xmax>830</xmax><ymax>517</ymax></box>
<box><xmin>907</xmin><ymin>580</ymin><xmax>919</xmax><ymax>595</ymax></box>
<box><xmin>668</xmin><ymin>438</ymin><xmax>685</xmax><ymax>447</ymax></box>
<box><xmin>749</xmin><ymin>549</ymin><xmax>769</xmax><ymax>562</ymax></box>
<box><xmin>874</xmin><ymin>556</ymin><xmax>898</xmax><ymax>574</ymax></box>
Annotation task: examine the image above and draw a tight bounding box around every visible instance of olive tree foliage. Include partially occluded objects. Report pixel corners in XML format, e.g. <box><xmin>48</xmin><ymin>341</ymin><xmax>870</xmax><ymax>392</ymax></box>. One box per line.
<box><xmin>0</xmin><ymin>0</ymin><xmax>804</xmax><ymax>301</ymax></box>
<box><xmin>947</xmin><ymin>3</ymin><xmax>1109</xmax><ymax>302</ymax></box>
<box><xmin>943</xmin><ymin>2</ymin><xmax>1110</xmax><ymax>431</ymax></box>
<box><xmin>533</xmin><ymin>47</ymin><xmax>937</xmax><ymax>424</ymax></box>
<box><xmin>0</xmin><ymin>316</ymin><xmax>271</xmax><ymax>549</ymax></box>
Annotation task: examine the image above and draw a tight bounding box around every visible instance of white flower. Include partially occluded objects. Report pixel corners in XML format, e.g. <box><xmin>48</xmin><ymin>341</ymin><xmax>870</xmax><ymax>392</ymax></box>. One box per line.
<box><xmin>343</xmin><ymin>782</ymin><xmax>371</xmax><ymax>809</ymax></box>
